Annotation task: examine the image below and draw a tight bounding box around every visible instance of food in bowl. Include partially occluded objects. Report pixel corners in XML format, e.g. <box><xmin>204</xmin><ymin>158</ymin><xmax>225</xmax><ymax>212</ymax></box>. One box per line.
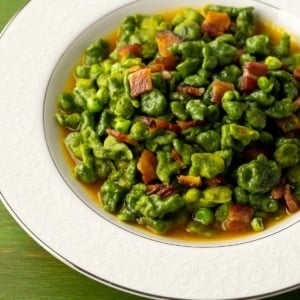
<box><xmin>55</xmin><ymin>4</ymin><xmax>300</xmax><ymax>239</ymax></box>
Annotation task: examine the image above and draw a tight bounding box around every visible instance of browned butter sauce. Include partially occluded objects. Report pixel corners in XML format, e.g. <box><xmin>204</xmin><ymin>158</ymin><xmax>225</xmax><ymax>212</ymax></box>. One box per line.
<box><xmin>59</xmin><ymin>7</ymin><xmax>296</xmax><ymax>242</ymax></box>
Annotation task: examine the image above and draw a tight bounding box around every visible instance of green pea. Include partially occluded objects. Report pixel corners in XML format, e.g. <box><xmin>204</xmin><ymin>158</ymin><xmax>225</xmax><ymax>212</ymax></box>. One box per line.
<box><xmin>215</xmin><ymin>202</ymin><xmax>230</xmax><ymax>222</ymax></box>
<box><xmin>265</xmin><ymin>56</ymin><xmax>282</xmax><ymax>70</ymax></box>
<box><xmin>250</xmin><ymin>217</ymin><xmax>264</xmax><ymax>232</ymax></box>
<box><xmin>261</xmin><ymin>197</ymin><xmax>279</xmax><ymax>213</ymax></box>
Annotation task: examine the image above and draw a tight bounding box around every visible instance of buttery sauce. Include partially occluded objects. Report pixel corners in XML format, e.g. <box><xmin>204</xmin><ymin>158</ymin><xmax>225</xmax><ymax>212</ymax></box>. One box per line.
<box><xmin>58</xmin><ymin>8</ymin><xmax>295</xmax><ymax>242</ymax></box>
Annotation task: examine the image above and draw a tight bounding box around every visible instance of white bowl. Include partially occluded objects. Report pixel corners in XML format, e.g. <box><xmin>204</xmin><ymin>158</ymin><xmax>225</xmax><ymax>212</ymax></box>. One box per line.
<box><xmin>1</xmin><ymin>0</ymin><xmax>300</xmax><ymax>299</ymax></box>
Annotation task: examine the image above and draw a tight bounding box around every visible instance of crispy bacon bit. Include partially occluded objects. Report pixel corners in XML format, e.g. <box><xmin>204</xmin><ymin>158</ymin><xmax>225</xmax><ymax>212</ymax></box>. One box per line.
<box><xmin>137</xmin><ymin>149</ymin><xmax>157</xmax><ymax>184</ymax></box>
<box><xmin>271</xmin><ymin>178</ymin><xmax>285</xmax><ymax>200</ymax></box>
<box><xmin>222</xmin><ymin>204</ymin><xmax>254</xmax><ymax>231</ymax></box>
<box><xmin>128</xmin><ymin>68</ymin><xmax>152</xmax><ymax>98</ymax></box>
<box><xmin>147</xmin><ymin>184</ymin><xmax>177</xmax><ymax>197</ymax></box>
<box><xmin>171</xmin><ymin>149</ymin><xmax>185</xmax><ymax>169</ymax></box>
<box><xmin>276</xmin><ymin>114</ymin><xmax>300</xmax><ymax>133</ymax></box>
<box><xmin>177</xmin><ymin>175</ymin><xmax>202</xmax><ymax>187</ymax></box>
<box><xmin>176</xmin><ymin>120</ymin><xmax>205</xmax><ymax>130</ymax></box>
<box><xmin>211</xmin><ymin>80</ymin><xmax>235</xmax><ymax>105</ymax></box>
<box><xmin>202</xmin><ymin>11</ymin><xmax>231</xmax><ymax>37</ymax></box>
<box><xmin>294</xmin><ymin>96</ymin><xmax>300</xmax><ymax>108</ymax></box>
<box><xmin>293</xmin><ymin>66</ymin><xmax>300</xmax><ymax>81</ymax></box>
<box><xmin>117</xmin><ymin>43</ymin><xmax>142</xmax><ymax>58</ymax></box>
<box><xmin>141</xmin><ymin>116</ymin><xmax>181</xmax><ymax>133</ymax></box>
<box><xmin>155</xmin><ymin>30</ymin><xmax>182</xmax><ymax>57</ymax></box>
<box><xmin>240</xmin><ymin>62</ymin><xmax>268</xmax><ymax>92</ymax></box>
<box><xmin>242</xmin><ymin>143</ymin><xmax>270</xmax><ymax>161</ymax></box>
<box><xmin>106</xmin><ymin>128</ymin><xmax>138</xmax><ymax>146</ymax></box>
<box><xmin>244</xmin><ymin>62</ymin><xmax>268</xmax><ymax>77</ymax></box>
<box><xmin>284</xmin><ymin>184</ymin><xmax>299</xmax><ymax>213</ymax></box>
<box><xmin>240</xmin><ymin>75</ymin><xmax>258</xmax><ymax>93</ymax></box>
<box><xmin>204</xmin><ymin>176</ymin><xmax>227</xmax><ymax>187</ymax></box>
<box><xmin>153</xmin><ymin>55</ymin><xmax>178</xmax><ymax>71</ymax></box>
<box><xmin>148</xmin><ymin>63</ymin><xmax>164</xmax><ymax>73</ymax></box>
<box><xmin>176</xmin><ymin>85</ymin><xmax>205</xmax><ymax>97</ymax></box>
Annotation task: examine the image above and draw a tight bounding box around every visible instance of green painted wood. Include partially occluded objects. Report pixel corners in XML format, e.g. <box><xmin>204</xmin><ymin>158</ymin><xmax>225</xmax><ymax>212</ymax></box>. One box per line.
<box><xmin>1</xmin><ymin>1</ymin><xmax>300</xmax><ymax>299</ymax></box>
<box><xmin>0</xmin><ymin>202</ymin><xmax>145</xmax><ymax>300</ymax></box>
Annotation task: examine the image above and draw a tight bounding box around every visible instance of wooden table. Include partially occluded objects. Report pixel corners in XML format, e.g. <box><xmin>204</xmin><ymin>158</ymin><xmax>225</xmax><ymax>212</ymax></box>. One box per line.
<box><xmin>1</xmin><ymin>1</ymin><xmax>300</xmax><ymax>299</ymax></box>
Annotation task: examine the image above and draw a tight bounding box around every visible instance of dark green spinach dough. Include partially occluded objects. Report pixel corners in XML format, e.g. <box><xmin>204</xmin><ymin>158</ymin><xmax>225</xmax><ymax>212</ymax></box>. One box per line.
<box><xmin>55</xmin><ymin>5</ymin><xmax>300</xmax><ymax>238</ymax></box>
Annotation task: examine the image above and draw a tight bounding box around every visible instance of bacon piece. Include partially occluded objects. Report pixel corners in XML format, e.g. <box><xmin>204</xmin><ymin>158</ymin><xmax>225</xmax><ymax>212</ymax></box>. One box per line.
<box><xmin>204</xmin><ymin>176</ymin><xmax>227</xmax><ymax>187</ymax></box>
<box><xmin>141</xmin><ymin>116</ymin><xmax>181</xmax><ymax>133</ymax></box>
<box><xmin>244</xmin><ymin>62</ymin><xmax>268</xmax><ymax>77</ymax></box>
<box><xmin>293</xmin><ymin>66</ymin><xmax>300</xmax><ymax>81</ymax></box>
<box><xmin>176</xmin><ymin>85</ymin><xmax>205</xmax><ymax>97</ymax></box>
<box><xmin>176</xmin><ymin>120</ymin><xmax>205</xmax><ymax>130</ymax></box>
<box><xmin>240</xmin><ymin>62</ymin><xmax>268</xmax><ymax>92</ymax></box>
<box><xmin>106</xmin><ymin>128</ymin><xmax>138</xmax><ymax>146</ymax></box>
<box><xmin>284</xmin><ymin>184</ymin><xmax>299</xmax><ymax>213</ymax></box>
<box><xmin>294</xmin><ymin>96</ymin><xmax>300</xmax><ymax>108</ymax></box>
<box><xmin>137</xmin><ymin>149</ymin><xmax>157</xmax><ymax>184</ymax></box>
<box><xmin>118</xmin><ymin>43</ymin><xmax>142</xmax><ymax>58</ymax></box>
<box><xmin>127</xmin><ymin>65</ymin><xmax>143</xmax><ymax>73</ymax></box>
<box><xmin>276</xmin><ymin>114</ymin><xmax>300</xmax><ymax>133</ymax></box>
<box><xmin>222</xmin><ymin>204</ymin><xmax>254</xmax><ymax>231</ymax></box>
<box><xmin>151</xmin><ymin>55</ymin><xmax>178</xmax><ymax>71</ymax></box>
<box><xmin>240</xmin><ymin>75</ymin><xmax>258</xmax><ymax>92</ymax></box>
<box><xmin>271</xmin><ymin>178</ymin><xmax>285</xmax><ymax>200</ymax></box>
<box><xmin>177</xmin><ymin>175</ymin><xmax>202</xmax><ymax>187</ymax></box>
<box><xmin>202</xmin><ymin>11</ymin><xmax>231</xmax><ymax>37</ymax></box>
<box><xmin>148</xmin><ymin>64</ymin><xmax>164</xmax><ymax>73</ymax></box>
<box><xmin>146</xmin><ymin>184</ymin><xmax>177</xmax><ymax>197</ymax></box>
<box><xmin>155</xmin><ymin>30</ymin><xmax>182</xmax><ymax>57</ymax></box>
<box><xmin>128</xmin><ymin>68</ymin><xmax>152</xmax><ymax>98</ymax></box>
<box><xmin>171</xmin><ymin>149</ymin><xmax>185</xmax><ymax>169</ymax></box>
<box><xmin>211</xmin><ymin>80</ymin><xmax>234</xmax><ymax>105</ymax></box>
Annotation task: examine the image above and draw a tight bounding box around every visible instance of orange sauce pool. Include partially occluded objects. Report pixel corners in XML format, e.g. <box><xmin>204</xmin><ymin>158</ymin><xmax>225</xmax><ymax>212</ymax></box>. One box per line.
<box><xmin>59</xmin><ymin>7</ymin><xmax>295</xmax><ymax>242</ymax></box>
